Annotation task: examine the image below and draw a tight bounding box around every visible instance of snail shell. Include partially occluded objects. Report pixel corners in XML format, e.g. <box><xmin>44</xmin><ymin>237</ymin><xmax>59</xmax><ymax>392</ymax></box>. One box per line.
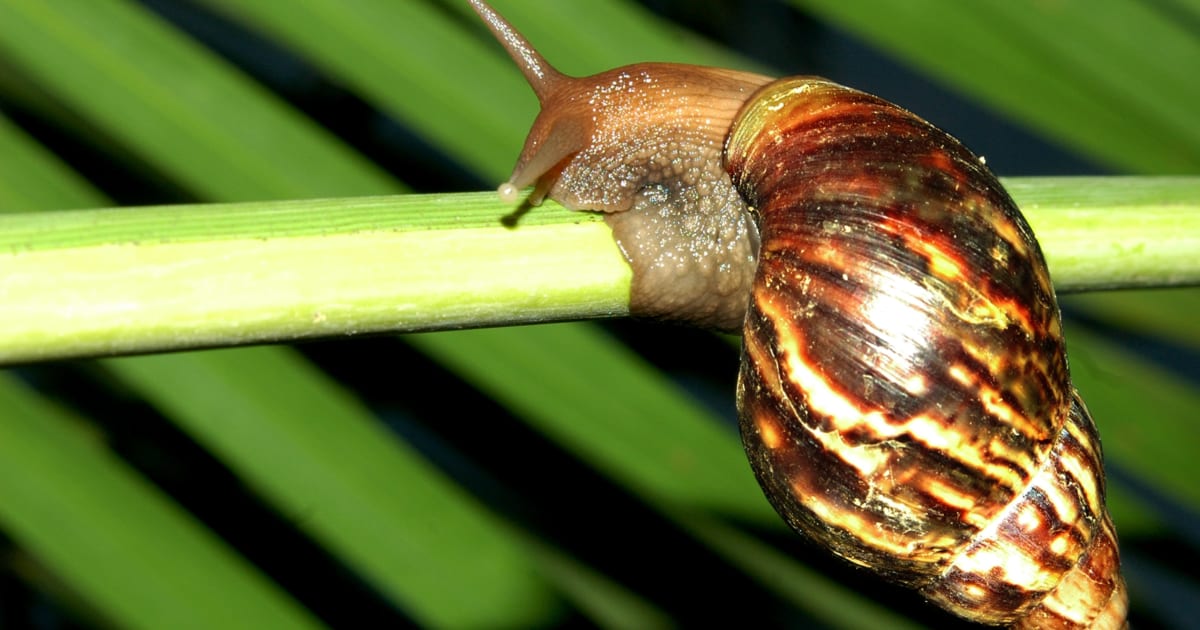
<box><xmin>469</xmin><ymin>2</ymin><xmax>1127</xmax><ymax>627</ymax></box>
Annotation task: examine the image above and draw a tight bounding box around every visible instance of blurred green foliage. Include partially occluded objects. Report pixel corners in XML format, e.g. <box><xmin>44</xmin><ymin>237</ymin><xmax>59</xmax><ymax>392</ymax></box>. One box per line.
<box><xmin>0</xmin><ymin>1</ymin><xmax>1196</xmax><ymax>628</ymax></box>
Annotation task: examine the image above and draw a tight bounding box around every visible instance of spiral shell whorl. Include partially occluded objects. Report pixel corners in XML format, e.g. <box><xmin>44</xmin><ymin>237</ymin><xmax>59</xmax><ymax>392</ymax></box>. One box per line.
<box><xmin>925</xmin><ymin>394</ymin><xmax>1127</xmax><ymax>627</ymax></box>
<box><xmin>727</xmin><ymin>78</ymin><xmax>1125</xmax><ymax>627</ymax></box>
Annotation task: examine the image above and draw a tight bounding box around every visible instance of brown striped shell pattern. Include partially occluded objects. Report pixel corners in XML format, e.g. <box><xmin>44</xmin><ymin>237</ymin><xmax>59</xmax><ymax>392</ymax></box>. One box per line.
<box><xmin>470</xmin><ymin>2</ymin><xmax>1127</xmax><ymax>627</ymax></box>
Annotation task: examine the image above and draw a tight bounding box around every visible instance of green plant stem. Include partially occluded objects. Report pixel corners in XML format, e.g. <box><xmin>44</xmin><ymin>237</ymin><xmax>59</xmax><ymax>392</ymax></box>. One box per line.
<box><xmin>1</xmin><ymin>177</ymin><xmax>1197</xmax><ymax>365</ymax></box>
<box><xmin>1006</xmin><ymin>177</ymin><xmax>1200</xmax><ymax>290</ymax></box>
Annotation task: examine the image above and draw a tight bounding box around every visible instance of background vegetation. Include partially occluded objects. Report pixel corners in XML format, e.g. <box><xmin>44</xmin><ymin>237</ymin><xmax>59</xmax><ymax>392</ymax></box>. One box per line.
<box><xmin>1</xmin><ymin>0</ymin><xmax>1197</xmax><ymax>627</ymax></box>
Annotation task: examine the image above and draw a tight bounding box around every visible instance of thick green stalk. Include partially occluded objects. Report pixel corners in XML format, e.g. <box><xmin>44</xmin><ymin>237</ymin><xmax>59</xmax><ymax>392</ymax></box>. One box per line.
<box><xmin>1</xmin><ymin>177</ymin><xmax>1197</xmax><ymax>364</ymax></box>
<box><xmin>1006</xmin><ymin>177</ymin><xmax>1200</xmax><ymax>290</ymax></box>
<box><xmin>0</xmin><ymin>192</ymin><xmax>630</xmax><ymax>363</ymax></box>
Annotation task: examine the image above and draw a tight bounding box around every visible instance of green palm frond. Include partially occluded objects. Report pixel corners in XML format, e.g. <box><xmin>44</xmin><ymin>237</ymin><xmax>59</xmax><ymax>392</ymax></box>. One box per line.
<box><xmin>0</xmin><ymin>1</ymin><xmax>1196</xmax><ymax>628</ymax></box>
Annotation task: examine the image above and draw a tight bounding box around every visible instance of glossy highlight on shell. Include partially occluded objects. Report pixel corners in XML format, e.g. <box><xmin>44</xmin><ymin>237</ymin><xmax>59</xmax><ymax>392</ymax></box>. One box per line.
<box><xmin>470</xmin><ymin>1</ymin><xmax>1127</xmax><ymax>627</ymax></box>
<box><xmin>727</xmin><ymin>78</ymin><xmax>1126</xmax><ymax>628</ymax></box>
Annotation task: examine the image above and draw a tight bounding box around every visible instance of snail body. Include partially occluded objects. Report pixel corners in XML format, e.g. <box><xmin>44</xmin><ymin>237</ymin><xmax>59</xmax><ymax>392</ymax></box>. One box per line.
<box><xmin>469</xmin><ymin>1</ymin><xmax>1127</xmax><ymax>627</ymax></box>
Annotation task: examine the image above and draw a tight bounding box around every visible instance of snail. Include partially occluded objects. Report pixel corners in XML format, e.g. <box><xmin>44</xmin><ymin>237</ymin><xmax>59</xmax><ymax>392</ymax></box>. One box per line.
<box><xmin>468</xmin><ymin>1</ymin><xmax>1128</xmax><ymax>627</ymax></box>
